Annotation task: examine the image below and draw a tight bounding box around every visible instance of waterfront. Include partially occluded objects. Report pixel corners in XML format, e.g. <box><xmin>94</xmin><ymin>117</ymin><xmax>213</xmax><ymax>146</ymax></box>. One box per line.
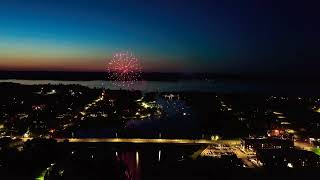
<box><xmin>1</xmin><ymin>79</ymin><xmax>320</xmax><ymax>95</ymax></box>
<box><xmin>0</xmin><ymin>82</ymin><xmax>319</xmax><ymax>180</ymax></box>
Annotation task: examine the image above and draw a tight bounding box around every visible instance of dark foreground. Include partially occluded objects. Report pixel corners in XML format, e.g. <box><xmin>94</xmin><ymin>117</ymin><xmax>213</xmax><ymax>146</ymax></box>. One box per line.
<box><xmin>0</xmin><ymin>138</ymin><xmax>319</xmax><ymax>180</ymax></box>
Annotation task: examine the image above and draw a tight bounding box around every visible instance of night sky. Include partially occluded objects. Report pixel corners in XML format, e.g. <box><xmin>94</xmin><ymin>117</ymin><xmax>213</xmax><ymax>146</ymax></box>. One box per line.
<box><xmin>0</xmin><ymin>0</ymin><xmax>319</xmax><ymax>74</ymax></box>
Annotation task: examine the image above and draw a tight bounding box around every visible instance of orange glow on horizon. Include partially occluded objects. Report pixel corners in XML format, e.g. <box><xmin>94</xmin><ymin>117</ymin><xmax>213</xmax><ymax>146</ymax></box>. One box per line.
<box><xmin>0</xmin><ymin>56</ymin><xmax>185</xmax><ymax>72</ymax></box>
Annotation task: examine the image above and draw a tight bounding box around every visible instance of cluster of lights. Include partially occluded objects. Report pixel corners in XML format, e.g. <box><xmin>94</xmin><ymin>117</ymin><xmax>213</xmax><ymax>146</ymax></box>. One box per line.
<box><xmin>80</xmin><ymin>95</ymin><xmax>104</xmax><ymax>117</ymax></box>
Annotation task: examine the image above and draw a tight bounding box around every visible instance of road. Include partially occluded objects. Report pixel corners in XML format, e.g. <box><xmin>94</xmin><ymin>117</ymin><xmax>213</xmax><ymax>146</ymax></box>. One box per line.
<box><xmin>294</xmin><ymin>141</ymin><xmax>315</xmax><ymax>151</ymax></box>
<box><xmin>20</xmin><ymin>137</ymin><xmax>241</xmax><ymax>145</ymax></box>
<box><xmin>21</xmin><ymin>137</ymin><xmax>263</xmax><ymax>168</ymax></box>
<box><xmin>233</xmin><ymin>148</ymin><xmax>260</xmax><ymax>168</ymax></box>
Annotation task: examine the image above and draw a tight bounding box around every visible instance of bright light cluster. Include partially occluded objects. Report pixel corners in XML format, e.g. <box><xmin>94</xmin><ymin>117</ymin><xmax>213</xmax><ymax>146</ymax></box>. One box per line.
<box><xmin>107</xmin><ymin>51</ymin><xmax>142</xmax><ymax>87</ymax></box>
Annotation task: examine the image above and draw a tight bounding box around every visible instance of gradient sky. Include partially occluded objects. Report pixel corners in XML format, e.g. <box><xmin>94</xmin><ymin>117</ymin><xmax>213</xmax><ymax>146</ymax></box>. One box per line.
<box><xmin>0</xmin><ymin>0</ymin><xmax>319</xmax><ymax>74</ymax></box>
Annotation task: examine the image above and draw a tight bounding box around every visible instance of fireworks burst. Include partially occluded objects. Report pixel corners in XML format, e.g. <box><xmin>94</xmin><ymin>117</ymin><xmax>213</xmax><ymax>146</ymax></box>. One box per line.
<box><xmin>107</xmin><ymin>51</ymin><xmax>142</xmax><ymax>87</ymax></box>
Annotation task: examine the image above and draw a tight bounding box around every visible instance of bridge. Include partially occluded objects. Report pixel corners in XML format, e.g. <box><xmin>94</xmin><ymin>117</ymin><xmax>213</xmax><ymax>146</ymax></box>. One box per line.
<box><xmin>21</xmin><ymin>138</ymin><xmax>241</xmax><ymax>145</ymax></box>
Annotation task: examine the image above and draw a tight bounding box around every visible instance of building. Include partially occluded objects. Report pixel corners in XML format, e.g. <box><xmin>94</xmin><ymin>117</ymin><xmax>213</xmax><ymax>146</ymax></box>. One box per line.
<box><xmin>241</xmin><ymin>137</ymin><xmax>293</xmax><ymax>151</ymax></box>
<box><xmin>256</xmin><ymin>148</ymin><xmax>320</xmax><ymax>168</ymax></box>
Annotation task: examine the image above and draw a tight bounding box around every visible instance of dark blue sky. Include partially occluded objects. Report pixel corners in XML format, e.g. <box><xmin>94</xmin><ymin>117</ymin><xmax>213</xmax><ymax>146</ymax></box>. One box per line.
<box><xmin>0</xmin><ymin>0</ymin><xmax>319</xmax><ymax>74</ymax></box>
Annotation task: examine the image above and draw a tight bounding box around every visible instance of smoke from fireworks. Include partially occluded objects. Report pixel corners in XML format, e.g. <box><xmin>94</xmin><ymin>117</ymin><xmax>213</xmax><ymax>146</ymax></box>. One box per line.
<box><xmin>107</xmin><ymin>51</ymin><xmax>142</xmax><ymax>87</ymax></box>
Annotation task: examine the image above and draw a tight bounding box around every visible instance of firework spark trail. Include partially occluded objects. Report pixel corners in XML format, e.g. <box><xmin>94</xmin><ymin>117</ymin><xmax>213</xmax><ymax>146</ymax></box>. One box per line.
<box><xmin>107</xmin><ymin>51</ymin><xmax>142</xmax><ymax>87</ymax></box>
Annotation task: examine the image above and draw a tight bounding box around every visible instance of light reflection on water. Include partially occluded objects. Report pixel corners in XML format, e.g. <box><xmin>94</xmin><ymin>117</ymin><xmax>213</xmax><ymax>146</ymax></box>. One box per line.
<box><xmin>125</xmin><ymin>96</ymin><xmax>199</xmax><ymax>138</ymax></box>
<box><xmin>136</xmin><ymin>151</ymin><xmax>139</xmax><ymax>168</ymax></box>
<box><xmin>116</xmin><ymin>149</ymin><xmax>162</xmax><ymax>180</ymax></box>
<box><xmin>114</xmin><ymin>145</ymin><xmax>196</xmax><ymax>180</ymax></box>
<box><xmin>118</xmin><ymin>151</ymin><xmax>141</xmax><ymax>180</ymax></box>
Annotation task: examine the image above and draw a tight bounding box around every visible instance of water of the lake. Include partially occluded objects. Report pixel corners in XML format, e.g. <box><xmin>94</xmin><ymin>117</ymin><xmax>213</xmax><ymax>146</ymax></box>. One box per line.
<box><xmin>0</xmin><ymin>79</ymin><xmax>319</xmax><ymax>95</ymax></box>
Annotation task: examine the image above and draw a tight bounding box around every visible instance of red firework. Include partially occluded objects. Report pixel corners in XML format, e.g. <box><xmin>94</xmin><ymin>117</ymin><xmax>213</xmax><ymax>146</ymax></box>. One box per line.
<box><xmin>107</xmin><ymin>52</ymin><xmax>142</xmax><ymax>87</ymax></box>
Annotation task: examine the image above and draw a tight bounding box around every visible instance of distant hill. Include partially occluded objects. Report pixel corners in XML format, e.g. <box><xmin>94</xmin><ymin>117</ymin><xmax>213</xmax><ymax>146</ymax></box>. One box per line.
<box><xmin>0</xmin><ymin>71</ymin><xmax>317</xmax><ymax>83</ymax></box>
<box><xmin>0</xmin><ymin>71</ymin><xmax>224</xmax><ymax>81</ymax></box>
